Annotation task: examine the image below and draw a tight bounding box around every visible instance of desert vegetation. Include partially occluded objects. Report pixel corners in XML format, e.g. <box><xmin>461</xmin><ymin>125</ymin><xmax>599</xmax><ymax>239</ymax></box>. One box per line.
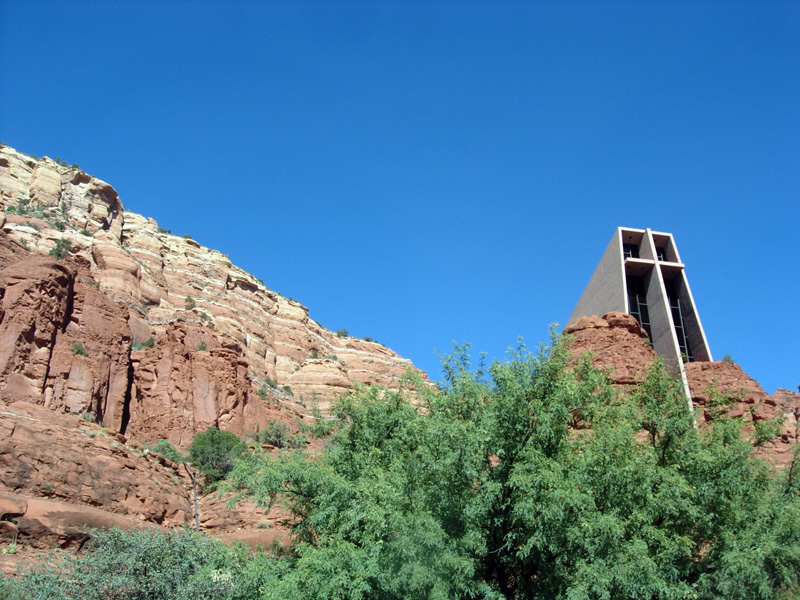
<box><xmin>3</xmin><ymin>335</ymin><xmax>799</xmax><ymax>599</ymax></box>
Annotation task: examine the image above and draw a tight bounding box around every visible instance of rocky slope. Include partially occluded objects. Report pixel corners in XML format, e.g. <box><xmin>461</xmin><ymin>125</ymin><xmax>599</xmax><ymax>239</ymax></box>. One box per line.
<box><xmin>565</xmin><ymin>312</ymin><xmax>800</xmax><ymax>469</ymax></box>
<box><xmin>0</xmin><ymin>144</ymin><xmax>425</xmax><ymax>572</ymax></box>
<box><xmin>0</xmin><ymin>145</ymin><xmax>425</xmax><ymax>431</ymax></box>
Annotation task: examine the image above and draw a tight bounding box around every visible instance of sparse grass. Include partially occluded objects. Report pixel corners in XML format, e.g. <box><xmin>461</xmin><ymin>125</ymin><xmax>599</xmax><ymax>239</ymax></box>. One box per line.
<box><xmin>132</xmin><ymin>337</ymin><xmax>155</xmax><ymax>351</ymax></box>
<box><xmin>49</xmin><ymin>238</ymin><xmax>72</xmax><ymax>260</ymax></box>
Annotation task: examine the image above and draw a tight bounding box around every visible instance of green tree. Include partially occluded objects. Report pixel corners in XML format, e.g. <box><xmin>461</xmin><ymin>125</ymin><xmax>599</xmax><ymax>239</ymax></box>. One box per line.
<box><xmin>188</xmin><ymin>427</ymin><xmax>245</xmax><ymax>486</ymax></box>
<box><xmin>226</xmin><ymin>335</ymin><xmax>800</xmax><ymax>599</ymax></box>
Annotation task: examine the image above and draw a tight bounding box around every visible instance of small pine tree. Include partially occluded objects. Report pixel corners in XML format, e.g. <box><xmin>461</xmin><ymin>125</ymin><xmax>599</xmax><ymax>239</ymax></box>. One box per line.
<box><xmin>188</xmin><ymin>427</ymin><xmax>245</xmax><ymax>485</ymax></box>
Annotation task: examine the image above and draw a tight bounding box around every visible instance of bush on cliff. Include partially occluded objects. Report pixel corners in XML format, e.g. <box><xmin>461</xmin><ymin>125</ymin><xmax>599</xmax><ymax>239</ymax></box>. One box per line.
<box><xmin>147</xmin><ymin>439</ymin><xmax>186</xmax><ymax>464</ymax></box>
<box><xmin>188</xmin><ymin>427</ymin><xmax>245</xmax><ymax>486</ymax></box>
<box><xmin>47</xmin><ymin>238</ymin><xmax>72</xmax><ymax>260</ymax></box>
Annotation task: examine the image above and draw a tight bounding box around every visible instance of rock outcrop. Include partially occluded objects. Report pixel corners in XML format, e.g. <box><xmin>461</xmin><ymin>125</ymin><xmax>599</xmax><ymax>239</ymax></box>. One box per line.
<box><xmin>0</xmin><ymin>400</ymin><xmax>294</xmax><ymax>574</ymax></box>
<box><xmin>0</xmin><ymin>144</ymin><xmax>426</xmax><ymax>434</ymax></box>
<box><xmin>564</xmin><ymin>311</ymin><xmax>658</xmax><ymax>384</ymax></box>
<box><xmin>565</xmin><ymin>311</ymin><xmax>799</xmax><ymax>469</ymax></box>
<box><xmin>0</xmin><ymin>144</ymin><xmax>427</xmax><ymax>572</ymax></box>
<box><xmin>685</xmin><ymin>361</ymin><xmax>800</xmax><ymax>469</ymax></box>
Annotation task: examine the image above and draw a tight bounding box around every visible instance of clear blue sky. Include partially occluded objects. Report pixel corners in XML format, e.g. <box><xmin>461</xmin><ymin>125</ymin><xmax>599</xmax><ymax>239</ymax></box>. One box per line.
<box><xmin>1</xmin><ymin>1</ymin><xmax>797</xmax><ymax>393</ymax></box>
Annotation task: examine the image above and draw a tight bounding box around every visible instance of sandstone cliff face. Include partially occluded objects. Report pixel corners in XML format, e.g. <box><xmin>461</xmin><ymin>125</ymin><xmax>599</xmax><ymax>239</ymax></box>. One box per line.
<box><xmin>684</xmin><ymin>361</ymin><xmax>800</xmax><ymax>468</ymax></box>
<box><xmin>564</xmin><ymin>312</ymin><xmax>659</xmax><ymax>384</ymax></box>
<box><xmin>0</xmin><ymin>401</ymin><xmax>291</xmax><ymax>574</ymax></box>
<box><xmin>0</xmin><ymin>145</ymin><xmax>425</xmax><ymax>572</ymax></box>
<box><xmin>0</xmin><ymin>145</ymin><xmax>425</xmax><ymax>438</ymax></box>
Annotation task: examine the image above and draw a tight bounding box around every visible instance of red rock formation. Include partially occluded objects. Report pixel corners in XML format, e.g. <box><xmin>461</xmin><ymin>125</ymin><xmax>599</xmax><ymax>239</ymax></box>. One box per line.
<box><xmin>0</xmin><ymin>400</ymin><xmax>297</xmax><ymax>575</ymax></box>
<box><xmin>685</xmin><ymin>362</ymin><xmax>800</xmax><ymax>469</ymax></box>
<box><xmin>565</xmin><ymin>313</ymin><xmax>799</xmax><ymax>469</ymax></box>
<box><xmin>0</xmin><ymin>145</ymin><xmax>425</xmax><ymax>421</ymax></box>
<box><xmin>0</xmin><ymin>257</ymin><xmax>73</xmax><ymax>403</ymax></box>
<box><xmin>0</xmin><ymin>145</ymin><xmax>428</xmax><ymax>570</ymax></box>
<box><xmin>564</xmin><ymin>312</ymin><xmax>658</xmax><ymax>385</ymax></box>
<box><xmin>0</xmin><ymin>402</ymin><xmax>192</xmax><ymax>549</ymax></box>
<box><xmin>127</xmin><ymin>322</ymin><xmax>298</xmax><ymax>448</ymax></box>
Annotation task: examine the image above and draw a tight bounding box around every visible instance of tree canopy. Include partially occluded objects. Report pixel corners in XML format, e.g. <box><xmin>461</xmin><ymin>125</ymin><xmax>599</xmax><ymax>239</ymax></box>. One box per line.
<box><xmin>5</xmin><ymin>334</ymin><xmax>799</xmax><ymax>599</ymax></box>
<box><xmin>223</xmin><ymin>336</ymin><xmax>800</xmax><ymax>599</ymax></box>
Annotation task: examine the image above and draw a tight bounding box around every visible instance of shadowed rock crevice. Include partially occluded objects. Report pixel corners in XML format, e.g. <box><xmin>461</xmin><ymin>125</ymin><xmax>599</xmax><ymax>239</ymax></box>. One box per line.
<box><xmin>119</xmin><ymin>360</ymin><xmax>133</xmax><ymax>436</ymax></box>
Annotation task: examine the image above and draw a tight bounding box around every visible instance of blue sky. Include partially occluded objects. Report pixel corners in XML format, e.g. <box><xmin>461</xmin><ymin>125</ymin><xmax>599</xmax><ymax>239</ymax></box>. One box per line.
<box><xmin>1</xmin><ymin>1</ymin><xmax>797</xmax><ymax>393</ymax></box>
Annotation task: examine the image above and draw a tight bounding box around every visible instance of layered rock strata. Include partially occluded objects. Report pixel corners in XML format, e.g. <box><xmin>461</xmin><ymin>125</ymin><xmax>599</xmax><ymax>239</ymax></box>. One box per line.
<box><xmin>0</xmin><ymin>144</ymin><xmax>426</xmax><ymax>571</ymax></box>
<box><xmin>0</xmin><ymin>144</ymin><xmax>425</xmax><ymax>436</ymax></box>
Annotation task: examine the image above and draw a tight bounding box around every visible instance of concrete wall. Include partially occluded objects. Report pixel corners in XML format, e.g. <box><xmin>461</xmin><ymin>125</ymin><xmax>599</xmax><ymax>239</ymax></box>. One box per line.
<box><xmin>567</xmin><ymin>230</ymin><xmax>626</xmax><ymax>326</ymax></box>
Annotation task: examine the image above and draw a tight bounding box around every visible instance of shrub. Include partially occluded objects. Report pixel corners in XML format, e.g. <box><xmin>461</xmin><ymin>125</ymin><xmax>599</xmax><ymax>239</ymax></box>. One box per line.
<box><xmin>79</xmin><ymin>411</ymin><xmax>96</xmax><ymax>423</ymax></box>
<box><xmin>197</xmin><ymin>341</ymin><xmax>208</xmax><ymax>351</ymax></box>
<box><xmin>250</xmin><ymin>420</ymin><xmax>306</xmax><ymax>449</ymax></box>
<box><xmin>185</xmin><ymin>296</ymin><xmax>196</xmax><ymax>309</ymax></box>
<box><xmin>335</xmin><ymin>328</ymin><xmax>349</xmax><ymax>338</ymax></box>
<box><xmin>311</xmin><ymin>349</ymin><xmax>319</xmax><ymax>359</ymax></box>
<box><xmin>79</xmin><ymin>228</ymin><xmax>91</xmax><ymax>236</ymax></box>
<box><xmin>48</xmin><ymin>238</ymin><xmax>72</xmax><ymax>260</ymax></box>
<box><xmin>281</xmin><ymin>385</ymin><xmax>293</xmax><ymax>397</ymax></box>
<box><xmin>72</xmin><ymin>343</ymin><xmax>88</xmax><ymax>357</ymax></box>
<box><xmin>157</xmin><ymin>226</ymin><xmax>171</xmax><ymax>234</ymax></box>
<box><xmin>188</xmin><ymin>427</ymin><xmax>245</xmax><ymax>485</ymax></box>
<box><xmin>182</xmin><ymin>234</ymin><xmax>192</xmax><ymax>240</ymax></box>
<box><xmin>722</xmin><ymin>353</ymin><xmax>735</xmax><ymax>364</ymax></box>
<box><xmin>264</xmin><ymin>376</ymin><xmax>278</xmax><ymax>388</ymax></box>
<box><xmin>257</xmin><ymin>387</ymin><xmax>269</xmax><ymax>401</ymax></box>
<box><xmin>6</xmin><ymin>527</ymin><xmax>238</xmax><ymax>600</ymax></box>
<box><xmin>147</xmin><ymin>439</ymin><xmax>186</xmax><ymax>464</ymax></box>
<box><xmin>132</xmin><ymin>336</ymin><xmax>155</xmax><ymax>351</ymax></box>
